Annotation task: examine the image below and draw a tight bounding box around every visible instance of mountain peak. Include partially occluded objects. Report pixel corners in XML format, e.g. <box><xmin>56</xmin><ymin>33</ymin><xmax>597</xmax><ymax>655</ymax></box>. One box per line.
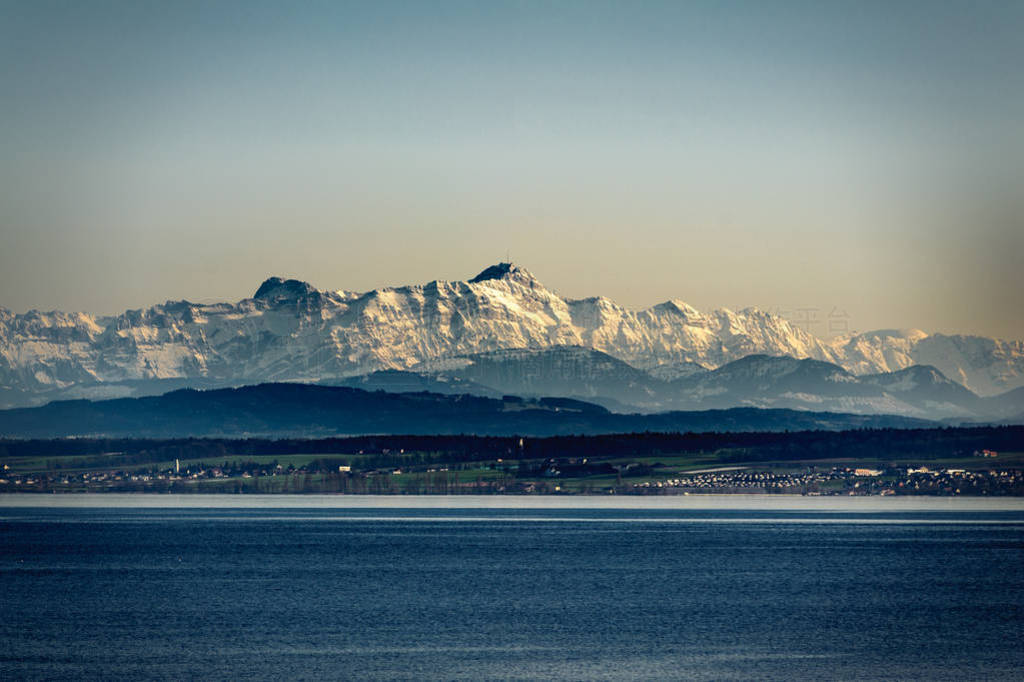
<box><xmin>655</xmin><ymin>299</ymin><xmax>700</xmax><ymax>317</ymax></box>
<box><xmin>253</xmin><ymin>277</ymin><xmax>316</xmax><ymax>301</ymax></box>
<box><xmin>468</xmin><ymin>262</ymin><xmax>535</xmax><ymax>284</ymax></box>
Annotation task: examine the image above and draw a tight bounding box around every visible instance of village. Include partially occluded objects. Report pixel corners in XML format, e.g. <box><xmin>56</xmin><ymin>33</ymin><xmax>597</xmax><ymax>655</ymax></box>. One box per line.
<box><xmin>2</xmin><ymin>454</ymin><xmax>1023</xmax><ymax>496</ymax></box>
<box><xmin>629</xmin><ymin>464</ymin><xmax>1024</xmax><ymax>496</ymax></box>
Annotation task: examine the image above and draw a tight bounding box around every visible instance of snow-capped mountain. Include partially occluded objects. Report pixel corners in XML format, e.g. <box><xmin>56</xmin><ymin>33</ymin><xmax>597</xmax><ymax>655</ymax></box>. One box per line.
<box><xmin>1</xmin><ymin>263</ymin><xmax>1022</xmax><ymax>409</ymax></box>
<box><xmin>829</xmin><ymin>330</ymin><xmax>1024</xmax><ymax>397</ymax></box>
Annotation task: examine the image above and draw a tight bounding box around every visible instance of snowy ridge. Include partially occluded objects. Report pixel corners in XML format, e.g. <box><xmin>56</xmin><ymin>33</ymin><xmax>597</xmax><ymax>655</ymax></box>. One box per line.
<box><xmin>1</xmin><ymin>262</ymin><xmax>1022</xmax><ymax>408</ymax></box>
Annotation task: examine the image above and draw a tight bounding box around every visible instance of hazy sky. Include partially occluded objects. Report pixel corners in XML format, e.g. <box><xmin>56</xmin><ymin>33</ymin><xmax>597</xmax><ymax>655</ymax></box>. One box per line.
<box><xmin>1</xmin><ymin>1</ymin><xmax>1022</xmax><ymax>339</ymax></box>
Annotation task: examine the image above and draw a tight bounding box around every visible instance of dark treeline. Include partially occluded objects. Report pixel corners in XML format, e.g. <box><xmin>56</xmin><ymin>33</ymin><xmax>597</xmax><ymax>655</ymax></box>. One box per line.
<box><xmin>2</xmin><ymin>426</ymin><xmax>1022</xmax><ymax>470</ymax></box>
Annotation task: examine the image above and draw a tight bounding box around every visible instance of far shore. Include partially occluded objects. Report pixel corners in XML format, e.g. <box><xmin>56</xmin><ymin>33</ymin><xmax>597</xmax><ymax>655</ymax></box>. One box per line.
<box><xmin>3</xmin><ymin>492</ymin><xmax>1024</xmax><ymax>512</ymax></box>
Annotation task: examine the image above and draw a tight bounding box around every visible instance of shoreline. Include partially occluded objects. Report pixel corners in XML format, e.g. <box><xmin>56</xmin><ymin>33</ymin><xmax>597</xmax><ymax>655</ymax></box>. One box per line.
<box><xmin>4</xmin><ymin>492</ymin><xmax>1024</xmax><ymax>511</ymax></box>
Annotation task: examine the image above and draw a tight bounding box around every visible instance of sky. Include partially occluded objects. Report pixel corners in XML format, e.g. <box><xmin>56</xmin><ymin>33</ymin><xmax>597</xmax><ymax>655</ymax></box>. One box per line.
<box><xmin>1</xmin><ymin>1</ymin><xmax>1022</xmax><ymax>339</ymax></box>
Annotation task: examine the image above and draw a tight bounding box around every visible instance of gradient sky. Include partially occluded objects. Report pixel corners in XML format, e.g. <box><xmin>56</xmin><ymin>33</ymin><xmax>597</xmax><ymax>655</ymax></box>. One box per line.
<box><xmin>1</xmin><ymin>1</ymin><xmax>1022</xmax><ymax>339</ymax></box>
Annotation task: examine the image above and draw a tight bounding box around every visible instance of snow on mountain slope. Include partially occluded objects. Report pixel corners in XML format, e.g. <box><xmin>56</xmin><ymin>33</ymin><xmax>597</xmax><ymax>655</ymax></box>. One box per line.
<box><xmin>662</xmin><ymin>356</ymin><xmax>983</xmax><ymax>420</ymax></box>
<box><xmin>1</xmin><ymin>262</ymin><xmax>1022</xmax><ymax>408</ymax></box>
<box><xmin>829</xmin><ymin>330</ymin><xmax>1024</xmax><ymax>397</ymax></box>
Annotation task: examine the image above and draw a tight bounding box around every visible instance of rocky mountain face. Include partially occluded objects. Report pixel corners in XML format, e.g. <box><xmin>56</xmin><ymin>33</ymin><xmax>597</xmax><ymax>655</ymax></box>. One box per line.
<box><xmin>1</xmin><ymin>263</ymin><xmax>1022</xmax><ymax>410</ymax></box>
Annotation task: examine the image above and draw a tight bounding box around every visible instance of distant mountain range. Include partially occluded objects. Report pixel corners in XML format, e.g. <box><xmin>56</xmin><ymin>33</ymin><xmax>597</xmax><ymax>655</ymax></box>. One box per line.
<box><xmin>338</xmin><ymin>348</ymin><xmax>1024</xmax><ymax>422</ymax></box>
<box><xmin>2</xmin><ymin>263</ymin><xmax>1022</xmax><ymax>419</ymax></box>
<box><xmin>0</xmin><ymin>383</ymin><xmax>935</xmax><ymax>439</ymax></box>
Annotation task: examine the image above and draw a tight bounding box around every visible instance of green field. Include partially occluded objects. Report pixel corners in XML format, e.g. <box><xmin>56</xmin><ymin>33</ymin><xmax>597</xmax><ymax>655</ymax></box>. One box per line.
<box><xmin>2</xmin><ymin>453</ymin><xmax>350</xmax><ymax>475</ymax></box>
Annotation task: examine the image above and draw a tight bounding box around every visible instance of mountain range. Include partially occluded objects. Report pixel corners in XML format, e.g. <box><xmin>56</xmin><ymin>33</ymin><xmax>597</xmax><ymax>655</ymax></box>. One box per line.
<box><xmin>1</xmin><ymin>263</ymin><xmax>1022</xmax><ymax>421</ymax></box>
<box><xmin>339</xmin><ymin>348</ymin><xmax>1024</xmax><ymax>422</ymax></box>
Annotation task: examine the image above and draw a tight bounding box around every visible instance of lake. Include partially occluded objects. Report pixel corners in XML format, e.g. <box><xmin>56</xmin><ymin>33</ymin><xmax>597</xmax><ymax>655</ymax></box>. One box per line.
<box><xmin>2</xmin><ymin>495</ymin><xmax>1023</xmax><ymax>680</ymax></box>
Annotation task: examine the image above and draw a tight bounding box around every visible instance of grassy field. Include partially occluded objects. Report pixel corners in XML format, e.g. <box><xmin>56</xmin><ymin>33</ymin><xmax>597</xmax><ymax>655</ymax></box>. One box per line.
<box><xmin>2</xmin><ymin>453</ymin><xmax>352</xmax><ymax>475</ymax></box>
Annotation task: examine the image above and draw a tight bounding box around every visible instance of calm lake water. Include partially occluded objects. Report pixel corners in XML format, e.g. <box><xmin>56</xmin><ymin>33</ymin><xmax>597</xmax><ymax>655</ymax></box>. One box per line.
<box><xmin>2</xmin><ymin>496</ymin><xmax>1023</xmax><ymax>680</ymax></box>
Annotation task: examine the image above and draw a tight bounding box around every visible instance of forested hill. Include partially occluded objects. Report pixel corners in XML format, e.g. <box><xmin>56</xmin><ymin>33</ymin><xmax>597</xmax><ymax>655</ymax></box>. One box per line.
<box><xmin>1</xmin><ymin>426</ymin><xmax>1021</xmax><ymax>469</ymax></box>
<box><xmin>0</xmin><ymin>383</ymin><xmax>933</xmax><ymax>438</ymax></box>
